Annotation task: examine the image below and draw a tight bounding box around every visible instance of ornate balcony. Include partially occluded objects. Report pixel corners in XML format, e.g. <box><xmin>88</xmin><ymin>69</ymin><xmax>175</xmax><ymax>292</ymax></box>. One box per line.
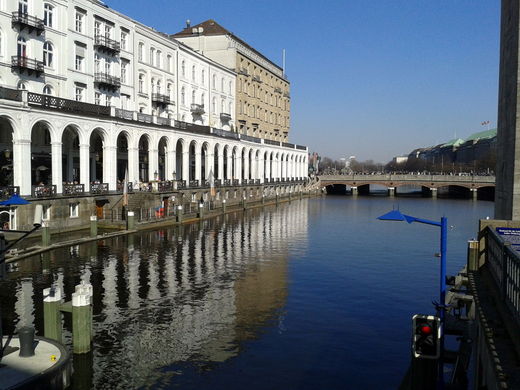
<box><xmin>116</xmin><ymin>182</ymin><xmax>133</xmax><ymax>193</ymax></box>
<box><xmin>223</xmin><ymin>179</ymin><xmax>231</xmax><ymax>187</ymax></box>
<box><xmin>90</xmin><ymin>183</ymin><xmax>109</xmax><ymax>194</ymax></box>
<box><xmin>232</xmin><ymin>179</ymin><xmax>240</xmax><ymax>186</ymax></box>
<box><xmin>12</xmin><ymin>12</ymin><xmax>44</xmax><ymax>35</ymax></box>
<box><xmin>94</xmin><ymin>35</ymin><xmax>121</xmax><ymax>55</ymax></box>
<box><xmin>152</xmin><ymin>93</ymin><xmax>171</xmax><ymax>107</ymax></box>
<box><xmin>190</xmin><ymin>104</ymin><xmax>205</xmax><ymax>115</ymax></box>
<box><xmin>176</xmin><ymin>180</ymin><xmax>186</xmax><ymax>190</ymax></box>
<box><xmin>220</xmin><ymin>113</ymin><xmax>232</xmax><ymax>122</ymax></box>
<box><xmin>94</xmin><ymin>73</ymin><xmax>121</xmax><ymax>91</ymax></box>
<box><xmin>157</xmin><ymin>181</ymin><xmax>174</xmax><ymax>192</ymax></box>
<box><xmin>189</xmin><ymin>180</ymin><xmax>199</xmax><ymax>188</ymax></box>
<box><xmin>63</xmin><ymin>184</ymin><xmax>85</xmax><ymax>196</ymax></box>
<box><xmin>28</xmin><ymin>93</ymin><xmax>111</xmax><ymax>117</ymax></box>
<box><xmin>11</xmin><ymin>56</ymin><xmax>44</xmax><ymax>77</ymax></box>
<box><xmin>0</xmin><ymin>87</ymin><xmax>23</xmax><ymax>102</ymax></box>
<box><xmin>214</xmin><ymin>179</ymin><xmax>222</xmax><ymax>187</ymax></box>
<box><xmin>137</xmin><ymin>113</ymin><xmax>153</xmax><ymax>123</ymax></box>
<box><xmin>32</xmin><ymin>185</ymin><xmax>56</xmax><ymax>198</ymax></box>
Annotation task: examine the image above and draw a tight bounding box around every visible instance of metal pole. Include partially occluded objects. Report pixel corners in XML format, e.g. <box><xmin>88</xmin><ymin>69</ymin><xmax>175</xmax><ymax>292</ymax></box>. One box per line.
<box><xmin>438</xmin><ymin>216</ymin><xmax>447</xmax><ymax>389</ymax></box>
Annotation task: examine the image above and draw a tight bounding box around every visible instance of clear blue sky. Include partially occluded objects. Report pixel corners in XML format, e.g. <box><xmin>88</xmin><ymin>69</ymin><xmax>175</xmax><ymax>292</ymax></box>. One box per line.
<box><xmin>105</xmin><ymin>0</ymin><xmax>500</xmax><ymax>163</ymax></box>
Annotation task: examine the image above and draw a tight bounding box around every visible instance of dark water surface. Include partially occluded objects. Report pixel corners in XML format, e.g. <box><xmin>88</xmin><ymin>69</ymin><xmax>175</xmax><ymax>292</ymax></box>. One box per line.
<box><xmin>0</xmin><ymin>197</ymin><xmax>493</xmax><ymax>389</ymax></box>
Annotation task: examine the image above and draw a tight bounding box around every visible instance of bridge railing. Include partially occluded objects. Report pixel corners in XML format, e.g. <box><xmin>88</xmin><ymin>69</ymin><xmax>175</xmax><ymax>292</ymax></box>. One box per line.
<box><xmin>482</xmin><ymin>226</ymin><xmax>520</xmax><ymax>326</ymax></box>
<box><xmin>319</xmin><ymin>174</ymin><xmax>495</xmax><ymax>184</ymax></box>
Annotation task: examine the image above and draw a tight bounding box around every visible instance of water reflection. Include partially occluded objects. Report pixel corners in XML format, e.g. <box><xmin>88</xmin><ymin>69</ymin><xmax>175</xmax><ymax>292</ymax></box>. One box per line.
<box><xmin>0</xmin><ymin>201</ymin><xmax>309</xmax><ymax>389</ymax></box>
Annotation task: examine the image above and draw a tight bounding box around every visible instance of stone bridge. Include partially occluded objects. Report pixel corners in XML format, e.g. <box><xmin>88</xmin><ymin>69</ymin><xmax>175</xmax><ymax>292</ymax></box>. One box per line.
<box><xmin>318</xmin><ymin>174</ymin><xmax>496</xmax><ymax>197</ymax></box>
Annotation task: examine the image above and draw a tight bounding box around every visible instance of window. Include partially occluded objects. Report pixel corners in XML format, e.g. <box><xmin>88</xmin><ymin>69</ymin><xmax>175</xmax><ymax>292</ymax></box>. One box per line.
<box><xmin>138</xmin><ymin>42</ymin><xmax>144</xmax><ymax>61</ymax></box>
<box><xmin>191</xmin><ymin>90</ymin><xmax>195</xmax><ymax>104</ymax></box>
<box><xmin>200</xmin><ymin>93</ymin><xmax>204</xmax><ymax>105</ymax></box>
<box><xmin>228</xmin><ymin>102</ymin><xmax>232</xmax><ymax>115</ymax></box>
<box><xmin>43</xmin><ymin>85</ymin><xmax>53</xmax><ymax>95</ymax></box>
<box><xmin>121</xmin><ymin>94</ymin><xmax>129</xmax><ymax>109</ymax></box>
<box><xmin>191</xmin><ymin>65</ymin><xmax>195</xmax><ymax>81</ymax></box>
<box><xmin>156</xmin><ymin>80</ymin><xmax>161</xmax><ymax>94</ymax></box>
<box><xmin>94</xmin><ymin>92</ymin><xmax>101</xmax><ymax>105</ymax></box>
<box><xmin>221</xmin><ymin>99</ymin><xmax>225</xmax><ymax>113</ymax></box>
<box><xmin>181</xmin><ymin>87</ymin><xmax>185</xmax><ymax>105</ymax></box>
<box><xmin>69</xmin><ymin>202</ymin><xmax>79</xmax><ymax>218</ymax></box>
<box><xmin>166</xmin><ymin>55</ymin><xmax>172</xmax><ymax>72</ymax></box>
<box><xmin>18</xmin><ymin>0</ymin><xmax>28</xmax><ymax>14</ymax></box>
<box><xmin>229</xmin><ymin>81</ymin><xmax>232</xmax><ymax>94</ymax></box>
<box><xmin>212</xmin><ymin>74</ymin><xmax>216</xmax><ymax>89</ymax></box>
<box><xmin>43</xmin><ymin>42</ymin><xmax>53</xmax><ymax>67</ymax></box>
<box><xmin>94</xmin><ymin>54</ymin><xmax>100</xmax><ymax>73</ymax></box>
<box><xmin>212</xmin><ymin>97</ymin><xmax>216</xmax><ymax>112</ymax></box>
<box><xmin>150</xmin><ymin>48</ymin><xmax>155</xmax><ymax>65</ymax></box>
<box><xmin>181</xmin><ymin>60</ymin><xmax>185</xmax><ymax>77</ymax></box>
<box><xmin>94</xmin><ymin>20</ymin><xmax>101</xmax><ymax>37</ymax></box>
<box><xmin>0</xmin><ymin>30</ymin><xmax>2</xmax><ymax>57</ymax></box>
<box><xmin>221</xmin><ymin>78</ymin><xmax>224</xmax><ymax>92</ymax></box>
<box><xmin>104</xmin><ymin>61</ymin><xmax>110</xmax><ymax>75</ymax></box>
<box><xmin>43</xmin><ymin>4</ymin><xmax>53</xmax><ymax>28</ymax></box>
<box><xmin>201</xmin><ymin>69</ymin><xmax>205</xmax><ymax>84</ymax></box>
<box><xmin>138</xmin><ymin>74</ymin><xmax>144</xmax><ymax>93</ymax></box>
<box><xmin>75</xmin><ymin>12</ymin><xmax>84</xmax><ymax>33</ymax></box>
<box><xmin>75</xmin><ymin>86</ymin><xmax>84</xmax><ymax>101</ymax></box>
<box><xmin>17</xmin><ymin>36</ymin><xmax>26</xmax><ymax>58</ymax></box>
<box><xmin>104</xmin><ymin>25</ymin><xmax>111</xmax><ymax>39</ymax></box>
<box><xmin>167</xmin><ymin>83</ymin><xmax>172</xmax><ymax>98</ymax></box>
<box><xmin>121</xmin><ymin>61</ymin><xmax>127</xmax><ymax>84</ymax></box>
<box><xmin>75</xmin><ymin>55</ymin><xmax>83</xmax><ymax>71</ymax></box>
<box><xmin>120</xmin><ymin>31</ymin><xmax>127</xmax><ymax>50</ymax></box>
<box><xmin>106</xmin><ymin>95</ymin><xmax>111</xmax><ymax>107</ymax></box>
<box><xmin>156</xmin><ymin>51</ymin><xmax>161</xmax><ymax>68</ymax></box>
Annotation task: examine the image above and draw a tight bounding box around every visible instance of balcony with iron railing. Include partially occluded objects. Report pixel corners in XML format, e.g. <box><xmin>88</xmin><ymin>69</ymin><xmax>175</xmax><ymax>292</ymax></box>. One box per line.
<box><xmin>220</xmin><ymin>112</ymin><xmax>232</xmax><ymax>122</ymax></box>
<box><xmin>28</xmin><ymin>92</ymin><xmax>111</xmax><ymax>117</ymax></box>
<box><xmin>190</xmin><ymin>104</ymin><xmax>205</xmax><ymax>115</ymax></box>
<box><xmin>12</xmin><ymin>12</ymin><xmax>44</xmax><ymax>35</ymax></box>
<box><xmin>189</xmin><ymin>180</ymin><xmax>200</xmax><ymax>188</ymax></box>
<box><xmin>94</xmin><ymin>35</ymin><xmax>121</xmax><ymax>54</ymax></box>
<box><xmin>63</xmin><ymin>184</ymin><xmax>85</xmax><ymax>196</ymax></box>
<box><xmin>90</xmin><ymin>183</ymin><xmax>109</xmax><ymax>194</ymax></box>
<box><xmin>11</xmin><ymin>56</ymin><xmax>44</xmax><ymax>76</ymax></box>
<box><xmin>116</xmin><ymin>182</ymin><xmax>134</xmax><ymax>193</ymax></box>
<box><xmin>32</xmin><ymin>184</ymin><xmax>57</xmax><ymax>198</ymax></box>
<box><xmin>94</xmin><ymin>73</ymin><xmax>121</xmax><ymax>90</ymax></box>
<box><xmin>0</xmin><ymin>186</ymin><xmax>20</xmax><ymax>200</ymax></box>
<box><xmin>152</xmin><ymin>93</ymin><xmax>171</xmax><ymax>106</ymax></box>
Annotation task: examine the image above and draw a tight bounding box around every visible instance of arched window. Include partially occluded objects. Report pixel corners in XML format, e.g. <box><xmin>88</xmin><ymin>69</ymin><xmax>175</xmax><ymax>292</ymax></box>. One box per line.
<box><xmin>17</xmin><ymin>81</ymin><xmax>27</xmax><ymax>90</ymax></box>
<box><xmin>156</xmin><ymin>80</ymin><xmax>161</xmax><ymax>94</ymax></box>
<box><xmin>200</xmin><ymin>92</ymin><xmax>204</xmax><ymax>105</ymax></box>
<box><xmin>201</xmin><ymin>69</ymin><xmax>205</xmax><ymax>84</ymax></box>
<box><xmin>167</xmin><ymin>83</ymin><xmax>172</xmax><ymax>98</ymax></box>
<box><xmin>18</xmin><ymin>0</ymin><xmax>28</xmax><ymax>14</ymax></box>
<box><xmin>43</xmin><ymin>41</ymin><xmax>53</xmax><ymax>67</ymax></box>
<box><xmin>167</xmin><ymin>55</ymin><xmax>172</xmax><ymax>72</ymax></box>
<box><xmin>181</xmin><ymin>87</ymin><xmax>185</xmax><ymax>105</ymax></box>
<box><xmin>138</xmin><ymin>42</ymin><xmax>144</xmax><ymax>61</ymax></box>
<box><xmin>156</xmin><ymin>51</ymin><xmax>161</xmax><ymax>68</ymax></box>
<box><xmin>221</xmin><ymin>99</ymin><xmax>225</xmax><ymax>113</ymax></box>
<box><xmin>150</xmin><ymin>48</ymin><xmax>155</xmax><ymax>65</ymax></box>
<box><xmin>150</xmin><ymin>78</ymin><xmax>155</xmax><ymax>94</ymax></box>
<box><xmin>138</xmin><ymin>73</ymin><xmax>144</xmax><ymax>93</ymax></box>
<box><xmin>191</xmin><ymin>65</ymin><xmax>195</xmax><ymax>81</ymax></box>
<box><xmin>17</xmin><ymin>36</ymin><xmax>26</xmax><ymax>58</ymax></box>
<box><xmin>44</xmin><ymin>4</ymin><xmax>53</xmax><ymax>27</ymax></box>
<box><xmin>191</xmin><ymin>90</ymin><xmax>195</xmax><ymax>104</ymax></box>
<box><xmin>181</xmin><ymin>60</ymin><xmax>185</xmax><ymax>77</ymax></box>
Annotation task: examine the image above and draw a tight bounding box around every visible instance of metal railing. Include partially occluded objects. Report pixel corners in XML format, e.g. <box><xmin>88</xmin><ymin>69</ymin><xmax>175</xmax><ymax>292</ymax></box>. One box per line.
<box><xmin>28</xmin><ymin>92</ymin><xmax>111</xmax><ymax>116</ymax></box>
<box><xmin>137</xmin><ymin>113</ymin><xmax>153</xmax><ymax>123</ymax></box>
<box><xmin>484</xmin><ymin>226</ymin><xmax>520</xmax><ymax>326</ymax></box>
<box><xmin>94</xmin><ymin>35</ymin><xmax>121</xmax><ymax>53</ymax></box>
<box><xmin>232</xmin><ymin>179</ymin><xmax>240</xmax><ymax>186</ymax></box>
<box><xmin>241</xmin><ymin>134</ymin><xmax>262</xmax><ymax>143</ymax></box>
<box><xmin>94</xmin><ymin>73</ymin><xmax>121</xmax><ymax>88</ymax></box>
<box><xmin>32</xmin><ymin>184</ymin><xmax>56</xmax><ymax>198</ymax></box>
<box><xmin>0</xmin><ymin>186</ymin><xmax>19</xmax><ymax>200</ymax></box>
<box><xmin>157</xmin><ymin>117</ymin><xmax>170</xmax><ymax>126</ymax></box>
<box><xmin>90</xmin><ymin>183</ymin><xmax>109</xmax><ymax>194</ymax></box>
<box><xmin>11</xmin><ymin>56</ymin><xmax>44</xmax><ymax>74</ymax></box>
<box><xmin>152</xmin><ymin>93</ymin><xmax>171</xmax><ymax>105</ymax></box>
<box><xmin>114</xmin><ymin>108</ymin><xmax>134</xmax><ymax>120</ymax></box>
<box><xmin>176</xmin><ymin>180</ymin><xmax>186</xmax><ymax>189</ymax></box>
<box><xmin>264</xmin><ymin>139</ymin><xmax>280</xmax><ymax>146</ymax></box>
<box><xmin>220</xmin><ymin>112</ymin><xmax>232</xmax><ymax>121</ymax></box>
<box><xmin>157</xmin><ymin>181</ymin><xmax>174</xmax><ymax>192</ymax></box>
<box><xmin>116</xmin><ymin>182</ymin><xmax>133</xmax><ymax>193</ymax></box>
<box><xmin>63</xmin><ymin>184</ymin><xmax>85</xmax><ymax>196</ymax></box>
<box><xmin>214</xmin><ymin>179</ymin><xmax>222</xmax><ymax>187</ymax></box>
<box><xmin>213</xmin><ymin>128</ymin><xmax>240</xmax><ymax>140</ymax></box>
<box><xmin>12</xmin><ymin>11</ymin><xmax>44</xmax><ymax>32</ymax></box>
<box><xmin>190</xmin><ymin>104</ymin><xmax>205</xmax><ymax>115</ymax></box>
<box><xmin>282</xmin><ymin>142</ymin><xmax>295</xmax><ymax>148</ymax></box>
<box><xmin>189</xmin><ymin>180</ymin><xmax>199</xmax><ymax>188</ymax></box>
<box><xmin>223</xmin><ymin>179</ymin><xmax>231</xmax><ymax>186</ymax></box>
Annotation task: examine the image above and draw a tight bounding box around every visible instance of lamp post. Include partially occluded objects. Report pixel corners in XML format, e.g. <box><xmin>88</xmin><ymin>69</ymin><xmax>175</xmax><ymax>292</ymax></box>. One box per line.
<box><xmin>377</xmin><ymin>209</ymin><xmax>447</xmax><ymax>389</ymax></box>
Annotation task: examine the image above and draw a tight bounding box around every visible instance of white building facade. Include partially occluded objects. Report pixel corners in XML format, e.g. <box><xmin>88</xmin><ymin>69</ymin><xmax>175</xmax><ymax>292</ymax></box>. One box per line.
<box><xmin>0</xmin><ymin>0</ymin><xmax>307</xmax><ymax>198</ymax></box>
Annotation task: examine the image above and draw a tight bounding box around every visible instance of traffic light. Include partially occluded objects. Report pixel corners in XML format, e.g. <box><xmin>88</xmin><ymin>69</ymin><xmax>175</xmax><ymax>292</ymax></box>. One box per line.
<box><xmin>412</xmin><ymin>314</ymin><xmax>440</xmax><ymax>359</ymax></box>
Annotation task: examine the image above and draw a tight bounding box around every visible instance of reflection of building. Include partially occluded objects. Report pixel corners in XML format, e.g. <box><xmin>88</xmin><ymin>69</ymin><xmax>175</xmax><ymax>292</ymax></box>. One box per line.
<box><xmin>173</xmin><ymin>20</ymin><xmax>291</xmax><ymax>142</ymax></box>
<box><xmin>5</xmin><ymin>200</ymin><xmax>309</xmax><ymax>388</ymax></box>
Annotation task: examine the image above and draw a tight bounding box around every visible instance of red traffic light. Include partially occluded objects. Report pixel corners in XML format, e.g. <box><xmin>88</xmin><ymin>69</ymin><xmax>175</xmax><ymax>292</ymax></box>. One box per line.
<box><xmin>420</xmin><ymin>325</ymin><xmax>432</xmax><ymax>335</ymax></box>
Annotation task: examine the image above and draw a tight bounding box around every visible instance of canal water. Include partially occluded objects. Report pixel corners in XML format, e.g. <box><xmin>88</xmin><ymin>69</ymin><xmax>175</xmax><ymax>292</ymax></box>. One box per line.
<box><xmin>0</xmin><ymin>196</ymin><xmax>493</xmax><ymax>389</ymax></box>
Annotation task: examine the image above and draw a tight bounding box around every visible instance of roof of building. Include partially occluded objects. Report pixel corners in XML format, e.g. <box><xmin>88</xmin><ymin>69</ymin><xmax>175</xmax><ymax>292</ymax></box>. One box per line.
<box><xmin>441</xmin><ymin>138</ymin><xmax>465</xmax><ymax>148</ymax></box>
<box><xmin>171</xmin><ymin>19</ymin><xmax>283</xmax><ymax>72</ymax></box>
<box><xmin>464</xmin><ymin>128</ymin><xmax>497</xmax><ymax>142</ymax></box>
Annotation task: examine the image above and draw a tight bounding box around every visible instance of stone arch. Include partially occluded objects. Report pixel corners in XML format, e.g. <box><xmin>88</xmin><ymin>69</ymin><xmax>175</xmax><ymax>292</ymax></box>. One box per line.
<box><xmin>30</xmin><ymin>120</ymin><xmax>53</xmax><ymax>186</ymax></box>
<box><xmin>188</xmin><ymin>139</ymin><xmax>199</xmax><ymax>181</ymax></box>
<box><xmin>0</xmin><ymin>115</ymin><xmax>16</xmax><ymax>187</ymax></box>
<box><xmin>89</xmin><ymin>127</ymin><xmax>108</xmax><ymax>183</ymax></box>
<box><xmin>116</xmin><ymin>130</ymin><xmax>130</xmax><ymax>184</ymax></box>
<box><xmin>61</xmin><ymin>124</ymin><xmax>81</xmax><ymax>184</ymax></box>
<box><xmin>138</xmin><ymin>133</ymin><xmax>151</xmax><ymax>182</ymax></box>
<box><xmin>157</xmin><ymin>135</ymin><xmax>169</xmax><ymax>181</ymax></box>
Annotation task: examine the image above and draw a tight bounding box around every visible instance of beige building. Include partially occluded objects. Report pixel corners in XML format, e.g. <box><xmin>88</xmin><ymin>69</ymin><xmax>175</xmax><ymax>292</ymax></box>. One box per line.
<box><xmin>173</xmin><ymin>20</ymin><xmax>290</xmax><ymax>142</ymax></box>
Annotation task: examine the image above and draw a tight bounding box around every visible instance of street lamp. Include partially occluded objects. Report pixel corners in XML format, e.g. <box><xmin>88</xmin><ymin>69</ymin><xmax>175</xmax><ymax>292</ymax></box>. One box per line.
<box><xmin>377</xmin><ymin>208</ymin><xmax>447</xmax><ymax>388</ymax></box>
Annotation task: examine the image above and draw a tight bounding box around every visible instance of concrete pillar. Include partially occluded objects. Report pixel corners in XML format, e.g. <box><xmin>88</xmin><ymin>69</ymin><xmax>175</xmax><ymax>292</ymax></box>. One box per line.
<box><xmin>222</xmin><ymin>199</ymin><xmax>226</xmax><ymax>213</ymax></box>
<box><xmin>351</xmin><ymin>186</ymin><xmax>358</xmax><ymax>196</ymax></box>
<box><xmin>206</xmin><ymin>152</ymin><xmax>214</xmax><ymax>182</ymax></box>
<box><xmin>13</xmin><ymin>139</ymin><xmax>31</xmax><ymax>196</ymax></box>
<box><xmin>226</xmin><ymin>152</ymin><xmax>233</xmax><ymax>181</ymax></box>
<box><xmin>467</xmin><ymin>240</ymin><xmax>479</xmax><ymax>271</ymax></box>
<box><xmin>244</xmin><ymin>153</ymin><xmax>250</xmax><ymax>181</ymax></box>
<box><xmin>182</xmin><ymin>151</ymin><xmax>189</xmax><ymax>182</ymax></box>
<box><xmin>51</xmin><ymin>142</ymin><xmax>63</xmax><ymax>194</ymax></box>
<box><xmin>471</xmin><ymin>188</ymin><xmax>478</xmax><ymax>200</ymax></box>
<box><xmin>388</xmin><ymin>187</ymin><xmax>395</xmax><ymax>197</ymax></box>
<box><xmin>149</xmin><ymin>148</ymin><xmax>158</xmax><ymax>181</ymax></box>
<box><xmin>217</xmin><ymin>148</ymin><xmax>224</xmax><ymax>180</ymax></box>
<box><xmin>128</xmin><ymin>147</ymin><xmax>138</xmax><ymax>185</ymax></box>
<box><xmin>431</xmin><ymin>188</ymin><xmax>437</xmax><ymax>198</ymax></box>
<box><xmin>103</xmin><ymin>145</ymin><xmax>117</xmax><ymax>190</ymax></box>
<box><xmin>90</xmin><ymin>215</ymin><xmax>97</xmax><ymax>237</ymax></box>
<box><xmin>176</xmin><ymin>205</ymin><xmax>183</xmax><ymax>223</ymax></box>
<box><xmin>79</xmin><ymin>143</ymin><xmax>90</xmax><ymax>189</ymax></box>
<box><xmin>258</xmin><ymin>155</ymin><xmax>264</xmax><ymax>183</ymax></box>
<box><xmin>72</xmin><ymin>289</ymin><xmax>92</xmax><ymax>354</ymax></box>
<box><xmin>167</xmin><ymin>146</ymin><xmax>176</xmax><ymax>181</ymax></box>
<box><xmin>126</xmin><ymin>211</ymin><xmax>135</xmax><ymax>230</ymax></box>
<box><xmin>195</xmin><ymin>151</ymin><xmax>201</xmax><ymax>182</ymax></box>
<box><xmin>43</xmin><ymin>286</ymin><xmax>62</xmax><ymax>342</ymax></box>
<box><xmin>41</xmin><ymin>223</ymin><xmax>51</xmax><ymax>247</ymax></box>
<box><xmin>265</xmin><ymin>155</ymin><xmax>271</xmax><ymax>182</ymax></box>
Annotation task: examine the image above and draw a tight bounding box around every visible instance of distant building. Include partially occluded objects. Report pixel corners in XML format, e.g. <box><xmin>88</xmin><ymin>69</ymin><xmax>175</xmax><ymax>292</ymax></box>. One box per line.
<box><xmin>173</xmin><ymin>20</ymin><xmax>291</xmax><ymax>142</ymax></box>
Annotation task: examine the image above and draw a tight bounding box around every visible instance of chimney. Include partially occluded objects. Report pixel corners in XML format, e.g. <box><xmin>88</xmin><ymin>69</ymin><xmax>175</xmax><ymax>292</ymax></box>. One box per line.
<box><xmin>186</xmin><ymin>19</ymin><xmax>191</xmax><ymax>28</ymax></box>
